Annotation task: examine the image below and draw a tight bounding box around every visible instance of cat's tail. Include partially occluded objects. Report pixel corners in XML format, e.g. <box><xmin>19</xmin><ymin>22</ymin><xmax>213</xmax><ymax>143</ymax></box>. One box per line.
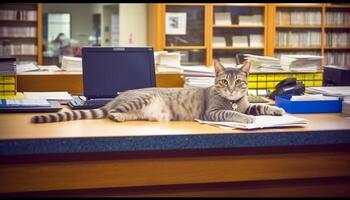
<box><xmin>30</xmin><ymin>107</ymin><xmax>109</xmax><ymax>123</ymax></box>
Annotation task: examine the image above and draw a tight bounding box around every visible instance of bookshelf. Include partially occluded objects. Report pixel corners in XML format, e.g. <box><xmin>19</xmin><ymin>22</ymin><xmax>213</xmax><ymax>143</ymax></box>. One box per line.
<box><xmin>211</xmin><ymin>3</ymin><xmax>266</xmax><ymax>68</ymax></box>
<box><xmin>324</xmin><ymin>3</ymin><xmax>350</xmax><ymax>67</ymax></box>
<box><xmin>148</xmin><ymin>3</ymin><xmax>350</xmax><ymax>68</ymax></box>
<box><xmin>273</xmin><ymin>3</ymin><xmax>323</xmax><ymax>62</ymax></box>
<box><xmin>0</xmin><ymin>3</ymin><xmax>42</xmax><ymax>65</ymax></box>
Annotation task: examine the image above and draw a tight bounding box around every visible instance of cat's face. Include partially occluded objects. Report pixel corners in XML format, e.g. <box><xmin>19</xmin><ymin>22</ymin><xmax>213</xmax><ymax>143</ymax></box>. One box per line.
<box><xmin>213</xmin><ymin>60</ymin><xmax>250</xmax><ymax>101</ymax></box>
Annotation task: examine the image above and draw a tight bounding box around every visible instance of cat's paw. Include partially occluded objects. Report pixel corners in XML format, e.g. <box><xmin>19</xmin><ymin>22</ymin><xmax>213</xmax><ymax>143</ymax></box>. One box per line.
<box><xmin>242</xmin><ymin>115</ymin><xmax>256</xmax><ymax>124</ymax></box>
<box><xmin>108</xmin><ymin>113</ymin><xmax>125</xmax><ymax>122</ymax></box>
<box><xmin>268</xmin><ymin>106</ymin><xmax>285</xmax><ymax>116</ymax></box>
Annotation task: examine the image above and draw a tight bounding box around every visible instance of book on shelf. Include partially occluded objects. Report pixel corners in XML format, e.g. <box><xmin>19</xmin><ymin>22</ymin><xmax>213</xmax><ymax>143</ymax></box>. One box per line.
<box><xmin>326</xmin><ymin>11</ymin><xmax>350</xmax><ymax>26</ymax></box>
<box><xmin>325</xmin><ymin>52</ymin><xmax>350</xmax><ymax>66</ymax></box>
<box><xmin>232</xmin><ymin>35</ymin><xmax>249</xmax><ymax>47</ymax></box>
<box><xmin>326</xmin><ymin>31</ymin><xmax>349</xmax><ymax>47</ymax></box>
<box><xmin>212</xmin><ymin>36</ymin><xmax>226</xmax><ymax>47</ymax></box>
<box><xmin>276</xmin><ymin>31</ymin><xmax>321</xmax><ymax>47</ymax></box>
<box><xmin>214</xmin><ymin>12</ymin><xmax>232</xmax><ymax>25</ymax></box>
<box><xmin>238</xmin><ymin>14</ymin><xmax>263</xmax><ymax>25</ymax></box>
<box><xmin>0</xmin><ymin>27</ymin><xmax>36</xmax><ymax>37</ymax></box>
<box><xmin>0</xmin><ymin>10</ymin><xmax>37</xmax><ymax>21</ymax></box>
<box><xmin>249</xmin><ymin>34</ymin><xmax>264</xmax><ymax>47</ymax></box>
<box><xmin>276</xmin><ymin>10</ymin><xmax>321</xmax><ymax>25</ymax></box>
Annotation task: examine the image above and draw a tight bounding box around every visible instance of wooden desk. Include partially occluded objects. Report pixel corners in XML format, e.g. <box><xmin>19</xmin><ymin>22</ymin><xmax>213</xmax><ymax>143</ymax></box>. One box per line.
<box><xmin>1</xmin><ymin>109</ymin><xmax>350</xmax><ymax>197</ymax></box>
<box><xmin>16</xmin><ymin>71</ymin><xmax>184</xmax><ymax>95</ymax></box>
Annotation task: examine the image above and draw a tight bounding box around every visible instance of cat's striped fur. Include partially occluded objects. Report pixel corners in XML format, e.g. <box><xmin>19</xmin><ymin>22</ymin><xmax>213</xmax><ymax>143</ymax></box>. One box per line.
<box><xmin>31</xmin><ymin>60</ymin><xmax>284</xmax><ymax>124</ymax></box>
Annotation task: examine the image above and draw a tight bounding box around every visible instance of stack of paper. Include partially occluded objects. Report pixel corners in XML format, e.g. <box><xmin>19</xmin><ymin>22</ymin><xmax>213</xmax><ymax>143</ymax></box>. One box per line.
<box><xmin>182</xmin><ymin>66</ymin><xmax>215</xmax><ymax>88</ymax></box>
<box><xmin>280</xmin><ymin>54</ymin><xmax>323</xmax><ymax>72</ymax></box>
<box><xmin>306</xmin><ymin>86</ymin><xmax>350</xmax><ymax>98</ymax></box>
<box><xmin>154</xmin><ymin>51</ymin><xmax>183</xmax><ymax>73</ymax></box>
<box><xmin>243</xmin><ymin>54</ymin><xmax>282</xmax><ymax>72</ymax></box>
<box><xmin>232</xmin><ymin>35</ymin><xmax>249</xmax><ymax>47</ymax></box>
<box><xmin>212</xmin><ymin>36</ymin><xmax>226</xmax><ymax>47</ymax></box>
<box><xmin>196</xmin><ymin>114</ymin><xmax>308</xmax><ymax>130</ymax></box>
<box><xmin>61</xmin><ymin>56</ymin><xmax>82</xmax><ymax>72</ymax></box>
<box><xmin>214</xmin><ymin>12</ymin><xmax>232</xmax><ymax>25</ymax></box>
<box><xmin>16</xmin><ymin>63</ymin><xmax>62</xmax><ymax>73</ymax></box>
<box><xmin>0</xmin><ymin>57</ymin><xmax>16</xmax><ymax>75</ymax></box>
<box><xmin>23</xmin><ymin>92</ymin><xmax>73</xmax><ymax>104</ymax></box>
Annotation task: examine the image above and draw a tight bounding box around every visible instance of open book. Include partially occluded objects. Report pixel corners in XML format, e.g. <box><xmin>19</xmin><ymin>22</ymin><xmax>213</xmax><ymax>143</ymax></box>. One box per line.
<box><xmin>196</xmin><ymin>114</ymin><xmax>307</xmax><ymax>130</ymax></box>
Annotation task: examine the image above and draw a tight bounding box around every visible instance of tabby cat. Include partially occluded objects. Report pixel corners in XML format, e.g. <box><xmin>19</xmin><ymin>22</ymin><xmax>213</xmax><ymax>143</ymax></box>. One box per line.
<box><xmin>31</xmin><ymin>60</ymin><xmax>284</xmax><ymax>124</ymax></box>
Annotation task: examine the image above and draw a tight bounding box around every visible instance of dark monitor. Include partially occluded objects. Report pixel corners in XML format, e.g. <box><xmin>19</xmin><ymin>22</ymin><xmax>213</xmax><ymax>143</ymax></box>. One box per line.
<box><xmin>82</xmin><ymin>47</ymin><xmax>156</xmax><ymax>99</ymax></box>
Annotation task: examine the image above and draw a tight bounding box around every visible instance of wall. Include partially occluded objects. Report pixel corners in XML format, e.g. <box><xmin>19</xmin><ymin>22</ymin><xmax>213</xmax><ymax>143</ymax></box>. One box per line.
<box><xmin>119</xmin><ymin>3</ymin><xmax>147</xmax><ymax>46</ymax></box>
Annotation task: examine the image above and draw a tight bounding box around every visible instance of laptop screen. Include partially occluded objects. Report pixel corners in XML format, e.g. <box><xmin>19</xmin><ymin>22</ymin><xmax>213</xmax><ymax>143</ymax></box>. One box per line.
<box><xmin>82</xmin><ymin>47</ymin><xmax>156</xmax><ymax>99</ymax></box>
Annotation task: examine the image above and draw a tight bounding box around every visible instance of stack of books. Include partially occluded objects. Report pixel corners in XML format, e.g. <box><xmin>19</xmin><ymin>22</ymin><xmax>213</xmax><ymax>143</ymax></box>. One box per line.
<box><xmin>0</xmin><ymin>57</ymin><xmax>17</xmax><ymax>96</ymax></box>
<box><xmin>280</xmin><ymin>54</ymin><xmax>323</xmax><ymax>72</ymax></box>
<box><xmin>243</xmin><ymin>54</ymin><xmax>282</xmax><ymax>72</ymax></box>
<box><xmin>61</xmin><ymin>56</ymin><xmax>82</xmax><ymax>72</ymax></box>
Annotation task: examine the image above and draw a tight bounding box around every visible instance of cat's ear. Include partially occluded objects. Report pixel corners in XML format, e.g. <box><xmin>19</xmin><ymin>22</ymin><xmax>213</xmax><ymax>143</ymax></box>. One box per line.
<box><xmin>213</xmin><ymin>59</ymin><xmax>225</xmax><ymax>75</ymax></box>
<box><xmin>240</xmin><ymin>60</ymin><xmax>251</xmax><ymax>76</ymax></box>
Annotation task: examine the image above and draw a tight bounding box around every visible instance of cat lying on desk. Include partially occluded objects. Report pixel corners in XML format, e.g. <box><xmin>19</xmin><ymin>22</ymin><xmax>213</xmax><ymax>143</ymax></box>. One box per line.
<box><xmin>31</xmin><ymin>60</ymin><xmax>284</xmax><ymax>124</ymax></box>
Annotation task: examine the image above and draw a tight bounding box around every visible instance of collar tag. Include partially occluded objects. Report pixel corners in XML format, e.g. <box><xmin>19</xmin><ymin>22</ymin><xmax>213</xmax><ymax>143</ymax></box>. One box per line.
<box><xmin>231</xmin><ymin>102</ymin><xmax>238</xmax><ymax>111</ymax></box>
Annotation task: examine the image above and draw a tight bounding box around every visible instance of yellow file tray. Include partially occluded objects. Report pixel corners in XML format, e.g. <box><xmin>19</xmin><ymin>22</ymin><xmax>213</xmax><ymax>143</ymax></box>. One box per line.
<box><xmin>0</xmin><ymin>75</ymin><xmax>17</xmax><ymax>96</ymax></box>
<box><xmin>248</xmin><ymin>71</ymin><xmax>323</xmax><ymax>94</ymax></box>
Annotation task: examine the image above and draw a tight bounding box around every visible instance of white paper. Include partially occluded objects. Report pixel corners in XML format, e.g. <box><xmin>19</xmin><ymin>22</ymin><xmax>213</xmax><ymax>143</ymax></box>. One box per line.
<box><xmin>16</xmin><ymin>63</ymin><xmax>39</xmax><ymax>73</ymax></box>
<box><xmin>166</xmin><ymin>12</ymin><xmax>187</xmax><ymax>35</ymax></box>
<box><xmin>232</xmin><ymin>35</ymin><xmax>249</xmax><ymax>47</ymax></box>
<box><xmin>196</xmin><ymin>114</ymin><xmax>308</xmax><ymax>130</ymax></box>
<box><xmin>214</xmin><ymin>12</ymin><xmax>232</xmax><ymax>25</ymax></box>
<box><xmin>5</xmin><ymin>99</ymin><xmax>50</xmax><ymax>107</ymax></box>
<box><xmin>23</xmin><ymin>92</ymin><xmax>73</xmax><ymax>101</ymax></box>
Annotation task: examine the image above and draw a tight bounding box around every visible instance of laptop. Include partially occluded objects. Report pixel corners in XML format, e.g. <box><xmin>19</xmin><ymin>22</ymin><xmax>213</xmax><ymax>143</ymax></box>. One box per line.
<box><xmin>68</xmin><ymin>47</ymin><xmax>156</xmax><ymax>109</ymax></box>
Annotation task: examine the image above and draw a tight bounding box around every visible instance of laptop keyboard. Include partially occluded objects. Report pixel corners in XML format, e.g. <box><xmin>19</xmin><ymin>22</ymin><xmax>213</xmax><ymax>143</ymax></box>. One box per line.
<box><xmin>68</xmin><ymin>96</ymin><xmax>111</xmax><ymax>109</ymax></box>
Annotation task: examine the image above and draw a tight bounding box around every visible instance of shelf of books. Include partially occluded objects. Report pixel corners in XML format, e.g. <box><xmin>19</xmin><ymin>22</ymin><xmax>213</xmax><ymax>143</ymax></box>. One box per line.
<box><xmin>324</xmin><ymin>3</ymin><xmax>350</xmax><ymax>67</ymax></box>
<box><xmin>0</xmin><ymin>3</ymin><xmax>42</xmax><ymax>65</ymax></box>
<box><xmin>211</xmin><ymin>4</ymin><xmax>266</xmax><ymax>68</ymax></box>
<box><xmin>148</xmin><ymin>3</ymin><xmax>350</xmax><ymax>93</ymax></box>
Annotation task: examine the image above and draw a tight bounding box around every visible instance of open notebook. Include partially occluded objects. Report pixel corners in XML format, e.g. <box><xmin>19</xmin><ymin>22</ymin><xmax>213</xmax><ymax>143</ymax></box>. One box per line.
<box><xmin>196</xmin><ymin>114</ymin><xmax>307</xmax><ymax>130</ymax></box>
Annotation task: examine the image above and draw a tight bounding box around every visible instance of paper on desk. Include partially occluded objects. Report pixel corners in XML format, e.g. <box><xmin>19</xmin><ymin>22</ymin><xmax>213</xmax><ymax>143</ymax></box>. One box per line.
<box><xmin>196</xmin><ymin>114</ymin><xmax>308</xmax><ymax>130</ymax></box>
<box><xmin>23</xmin><ymin>92</ymin><xmax>73</xmax><ymax>104</ymax></box>
<box><xmin>290</xmin><ymin>94</ymin><xmax>339</xmax><ymax>101</ymax></box>
<box><xmin>1</xmin><ymin>99</ymin><xmax>50</xmax><ymax>107</ymax></box>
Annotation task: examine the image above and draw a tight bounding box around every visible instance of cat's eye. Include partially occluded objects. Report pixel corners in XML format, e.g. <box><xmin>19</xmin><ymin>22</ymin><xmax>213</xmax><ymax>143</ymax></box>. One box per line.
<box><xmin>221</xmin><ymin>80</ymin><xmax>228</xmax><ymax>85</ymax></box>
<box><xmin>235</xmin><ymin>79</ymin><xmax>243</xmax><ymax>84</ymax></box>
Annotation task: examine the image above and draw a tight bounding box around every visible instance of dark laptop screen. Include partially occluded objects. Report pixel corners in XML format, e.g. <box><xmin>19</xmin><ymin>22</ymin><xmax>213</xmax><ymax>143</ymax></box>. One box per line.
<box><xmin>82</xmin><ymin>47</ymin><xmax>156</xmax><ymax>99</ymax></box>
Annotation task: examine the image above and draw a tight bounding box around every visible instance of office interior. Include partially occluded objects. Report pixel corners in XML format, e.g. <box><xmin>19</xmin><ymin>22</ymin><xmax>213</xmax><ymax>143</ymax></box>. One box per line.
<box><xmin>1</xmin><ymin>3</ymin><xmax>350</xmax><ymax>197</ymax></box>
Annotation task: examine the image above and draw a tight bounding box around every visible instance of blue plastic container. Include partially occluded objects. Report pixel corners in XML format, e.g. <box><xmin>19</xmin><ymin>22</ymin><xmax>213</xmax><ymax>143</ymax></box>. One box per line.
<box><xmin>275</xmin><ymin>95</ymin><xmax>342</xmax><ymax>114</ymax></box>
